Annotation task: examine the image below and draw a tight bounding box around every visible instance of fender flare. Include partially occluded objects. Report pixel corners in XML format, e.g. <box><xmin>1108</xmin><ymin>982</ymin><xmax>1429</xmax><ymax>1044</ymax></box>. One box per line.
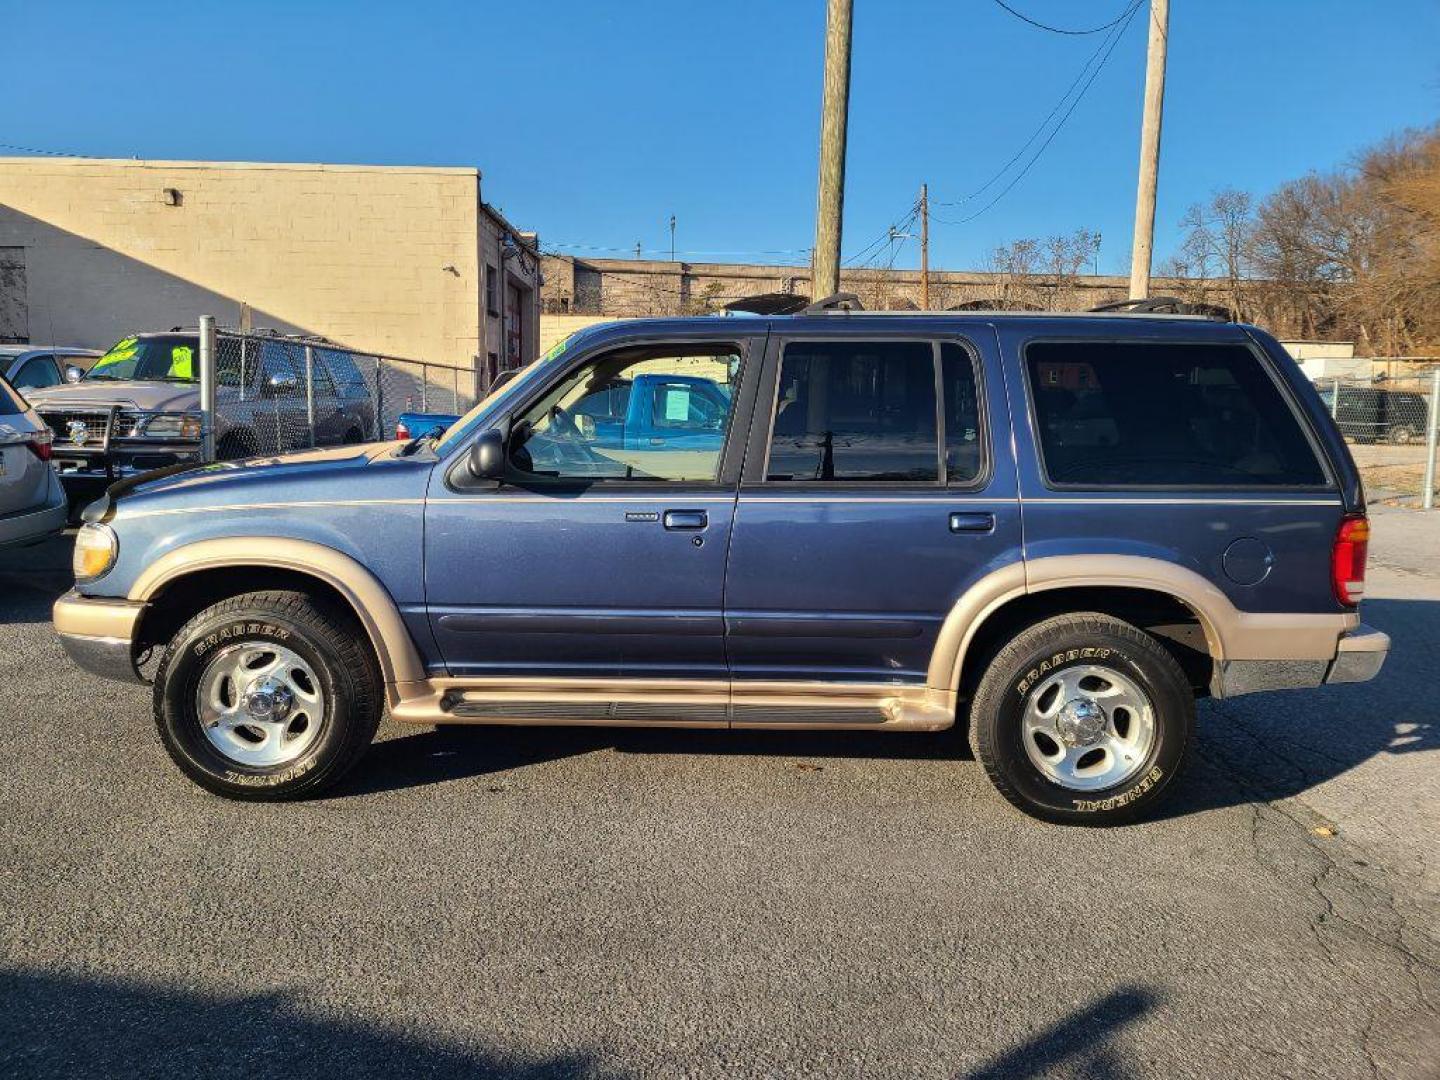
<box><xmin>128</xmin><ymin>537</ymin><xmax>425</xmax><ymax>686</ymax></box>
<box><xmin>927</xmin><ymin>554</ymin><xmax>1353</xmax><ymax>692</ymax></box>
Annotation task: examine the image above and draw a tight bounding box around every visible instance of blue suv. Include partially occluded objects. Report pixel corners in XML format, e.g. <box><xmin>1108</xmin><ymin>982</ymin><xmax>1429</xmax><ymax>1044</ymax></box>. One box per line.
<box><xmin>53</xmin><ymin>312</ymin><xmax>1389</xmax><ymax>824</ymax></box>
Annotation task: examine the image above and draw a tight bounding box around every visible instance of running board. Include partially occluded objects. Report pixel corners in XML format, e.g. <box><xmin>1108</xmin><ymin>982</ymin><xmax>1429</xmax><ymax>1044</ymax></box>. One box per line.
<box><xmin>387</xmin><ymin>677</ymin><xmax>956</xmax><ymax>731</ymax></box>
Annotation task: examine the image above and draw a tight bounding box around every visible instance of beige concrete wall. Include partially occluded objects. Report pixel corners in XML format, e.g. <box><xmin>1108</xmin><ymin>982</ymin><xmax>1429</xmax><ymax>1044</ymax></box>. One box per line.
<box><xmin>0</xmin><ymin>158</ymin><xmax>485</xmax><ymax>365</ymax></box>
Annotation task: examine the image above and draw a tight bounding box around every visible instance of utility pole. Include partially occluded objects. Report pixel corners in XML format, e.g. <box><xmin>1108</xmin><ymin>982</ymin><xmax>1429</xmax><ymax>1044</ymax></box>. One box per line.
<box><xmin>919</xmin><ymin>183</ymin><xmax>930</xmax><ymax>310</ymax></box>
<box><xmin>1127</xmin><ymin>0</ymin><xmax>1169</xmax><ymax>300</ymax></box>
<box><xmin>634</xmin><ymin>241</ymin><xmax>642</xmax><ymax>260</ymax></box>
<box><xmin>669</xmin><ymin>215</ymin><xmax>676</xmax><ymax>262</ymax></box>
<box><xmin>811</xmin><ymin>0</ymin><xmax>853</xmax><ymax>299</ymax></box>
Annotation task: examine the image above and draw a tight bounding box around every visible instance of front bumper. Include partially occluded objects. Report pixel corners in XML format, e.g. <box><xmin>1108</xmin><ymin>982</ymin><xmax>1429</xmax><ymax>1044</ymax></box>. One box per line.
<box><xmin>51</xmin><ymin>444</ymin><xmax>202</xmax><ymax>484</ymax></box>
<box><xmin>52</xmin><ymin>590</ymin><xmax>148</xmax><ymax>683</ymax></box>
<box><xmin>1213</xmin><ymin>623</ymin><xmax>1391</xmax><ymax>698</ymax></box>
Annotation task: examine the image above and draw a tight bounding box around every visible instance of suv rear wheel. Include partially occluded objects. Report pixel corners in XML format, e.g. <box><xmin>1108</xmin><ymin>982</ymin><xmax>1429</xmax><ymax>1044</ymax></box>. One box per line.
<box><xmin>969</xmin><ymin>612</ymin><xmax>1193</xmax><ymax>825</ymax></box>
<box><xmin>152</xmin><ymin>590</ymin><xmax>381</xmax><ymax>800</ymax></box>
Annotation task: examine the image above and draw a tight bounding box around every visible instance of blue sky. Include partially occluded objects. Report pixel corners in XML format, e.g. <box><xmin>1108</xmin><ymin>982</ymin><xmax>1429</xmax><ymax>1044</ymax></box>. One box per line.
<box><xmin>4</xmin><ymin>0</ymin><xmax>1438</xmax><ymax>274</ymax></box>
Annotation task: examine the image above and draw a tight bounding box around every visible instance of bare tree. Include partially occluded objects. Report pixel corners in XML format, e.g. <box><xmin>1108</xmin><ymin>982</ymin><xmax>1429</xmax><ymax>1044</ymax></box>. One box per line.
<box><xmin>1178</xmin><ymin>188</ymin><xmax>1254</xmax><ymax>319</ymax></box>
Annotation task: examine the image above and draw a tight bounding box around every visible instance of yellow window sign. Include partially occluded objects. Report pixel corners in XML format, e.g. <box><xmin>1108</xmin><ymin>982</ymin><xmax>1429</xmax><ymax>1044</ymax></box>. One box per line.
<box><xmin>169</xmin><ymin>345</ymin><xmax>194</xmax><ymax>379</ymax></box>
<box><xmin>93</xmin><ymin>336</ymin><xmax>138</xmax><ymax>371</ymax></box>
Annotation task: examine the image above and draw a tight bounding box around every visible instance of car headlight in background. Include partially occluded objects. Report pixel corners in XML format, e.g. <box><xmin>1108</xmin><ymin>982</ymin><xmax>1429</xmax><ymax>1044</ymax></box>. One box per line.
<box><xmin>73</xmin><ymin>523</ymin><xmax>118</xmax><ymax>582</ymax></box>
<box><xmin>119</xmin><ymin>412</ymin><xmax>204</xmax><ymax>440</ymax></box>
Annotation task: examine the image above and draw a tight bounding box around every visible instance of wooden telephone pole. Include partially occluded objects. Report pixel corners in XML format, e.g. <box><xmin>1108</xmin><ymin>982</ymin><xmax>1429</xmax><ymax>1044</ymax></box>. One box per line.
<box><xmin>1128</xmin><ymin>0</ymin><xmax>1169</xmax><ymax>300</ymax></box>
<box><xmin>811</xmin><ymin>0</ymin><xmax>853</xmax><ymax>299</ymax></box>
<box><xmin>919</xmin><ymin>183</ymin><xmax>930</xmax><ymax>310</ymax></box>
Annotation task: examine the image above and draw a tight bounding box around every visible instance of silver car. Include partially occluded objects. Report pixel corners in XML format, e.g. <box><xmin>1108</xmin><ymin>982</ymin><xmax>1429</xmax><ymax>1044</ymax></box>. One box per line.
<box><xmin>0</xmin><ymin>345</ymin><xmax>103</xmax><ymax>392</ymax></box>
<box><xmin>0</xmin><ymin>374</ymin><xmax>65</xmax><ymax>548</ymax></box>
<box><xmin>25</xmin><ymin>331</ymin><xmax>376</xmax><ymax>496</ymax></box>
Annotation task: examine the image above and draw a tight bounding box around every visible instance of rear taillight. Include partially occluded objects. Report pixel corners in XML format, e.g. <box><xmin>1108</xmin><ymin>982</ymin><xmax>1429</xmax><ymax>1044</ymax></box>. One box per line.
<box><xmin>395</xmin><ymin>421</ymin><xmax>410</xmax><ymax>441</ymax></box>
<box><xmin>26</xmin><ymin>429</ymin><xmax>53</xmax><ymax>462</ymax></box>
<box><xmin>1332</xmin><ymin>515</ymin><xmax>1370</xmax><ymax>607</ymax></box>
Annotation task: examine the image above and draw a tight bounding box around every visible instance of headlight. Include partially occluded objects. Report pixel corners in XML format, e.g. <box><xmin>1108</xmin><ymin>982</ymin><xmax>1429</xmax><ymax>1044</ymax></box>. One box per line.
<box><xmin>125</xmin><ymin>412</ymin><xmax>203</xmax><ymax>440</ymax></box>
<box><xmin>73</xmin><ymin>523</ymin><xmax>118</xmax><ymax>582</ymax></box>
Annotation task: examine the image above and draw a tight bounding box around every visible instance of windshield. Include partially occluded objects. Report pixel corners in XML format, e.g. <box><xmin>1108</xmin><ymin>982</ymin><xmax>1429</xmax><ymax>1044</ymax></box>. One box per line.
<box><xmin>85</xmin><ymin>335</ymin><xmax>198</xmax><ymax>382</ymax></box>
<box><xmin>433</xmin><ymin>352</ymin><xmax>566</xmax><ymax>454</ymax></box>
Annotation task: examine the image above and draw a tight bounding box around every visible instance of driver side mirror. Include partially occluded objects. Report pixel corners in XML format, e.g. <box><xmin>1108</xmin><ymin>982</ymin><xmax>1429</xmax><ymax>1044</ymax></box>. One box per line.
<box><xmin>467</xmin><ymin>428</ymin><xmax>506</xmax><ymax>480</ymax></box>
<box><xmin>64</xmin><ymin>365</ymin><xmax>84</xmax><ymax>384</ymax></box>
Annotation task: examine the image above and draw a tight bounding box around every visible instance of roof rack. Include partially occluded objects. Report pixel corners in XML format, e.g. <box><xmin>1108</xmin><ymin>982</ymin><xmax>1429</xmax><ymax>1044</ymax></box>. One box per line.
<box><xmin>801</xmin><ymin>292</ymin><xmax>864</xmax><ymax>315</ymax></box>
<box><xmin>1089</xmin><ymin>296</ymin><xmax>1230</xmax><ymax>320</ymax></box>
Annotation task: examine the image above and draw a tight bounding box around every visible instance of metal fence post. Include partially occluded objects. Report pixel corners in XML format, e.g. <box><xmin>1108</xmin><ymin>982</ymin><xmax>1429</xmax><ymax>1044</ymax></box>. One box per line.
<box><xmin>198</xmin><ymin>315</ymin><xmax>217</xmax><ymax>462</ymax></box>
<box><xmin>303</xmin><ymin>344</ymin><xmax>317</xmax><ymax>448</ymax></box>
<box><xmin>374</xmin><ymin>356</ymin><xmax>385</xmax><ymax>439</ymax></box>
<box><xmin>1330</xmin><ymin>377</ymin><xmax>1340</xmax><ymax>419</ymax></box>
<box><xmin>1423</xmin><ymin>369</ymin><xmax>1440</xmax><ymax>511</ymax></box>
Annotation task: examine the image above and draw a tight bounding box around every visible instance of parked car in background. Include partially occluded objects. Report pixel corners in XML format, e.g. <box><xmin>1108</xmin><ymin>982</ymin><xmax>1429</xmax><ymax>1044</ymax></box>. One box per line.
<box><xmin>1327</xmin><ymin>383</ymin><xmax>1430</xmax><ymax>444</ymax></box>
<box><xmin>25</xmin><ymin>331</ymin><xmax>376</xmax><ymax>502</ymax></box>
<box><xmin>1</xmin><ymin>345</ymin><xmax>103</xmax><ymax>391</ymax></box>
<box><xmin>53</xmin><ymin>311</ymin><xmax>1387</xmax><ymax>825</ymax></box>
<box><xmin>0</xmin><ymin>374</ymin><xmax>66</xmax><ymax>548</ymax></box>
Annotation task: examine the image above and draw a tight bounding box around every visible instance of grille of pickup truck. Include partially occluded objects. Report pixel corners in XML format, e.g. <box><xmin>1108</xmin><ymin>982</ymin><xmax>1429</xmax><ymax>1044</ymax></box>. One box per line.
<box><xmin>39</xmin><ymin>409</ymin><xmax>112</xmax><ymax>448</ymax></box>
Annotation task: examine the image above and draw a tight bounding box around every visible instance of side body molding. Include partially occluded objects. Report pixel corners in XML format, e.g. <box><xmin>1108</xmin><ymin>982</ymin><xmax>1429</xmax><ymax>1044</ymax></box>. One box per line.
<box><xmin>926</xmin><ymin>554</ymin><xmax>1357</xmax><ymax>693</ymax></box>
<box><xmin>128</xmin><ymin>537</ymin><xmax>426</xmax><ymax>689</ymax></box>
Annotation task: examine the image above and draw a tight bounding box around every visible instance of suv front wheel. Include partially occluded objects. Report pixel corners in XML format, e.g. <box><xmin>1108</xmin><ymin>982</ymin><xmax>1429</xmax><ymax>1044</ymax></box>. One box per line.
<box><xmin>969</xmin><ymin>612</ymin><xmax>1193</xmax><ymax>825</ymax></box>
<box><xmin>152</xmin><ymin>590</ymin><xmax>382</xmax><ymax>800</ymax></box>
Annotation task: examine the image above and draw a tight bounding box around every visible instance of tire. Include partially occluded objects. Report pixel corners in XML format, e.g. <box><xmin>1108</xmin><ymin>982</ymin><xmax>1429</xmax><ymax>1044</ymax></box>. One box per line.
<box><xmin>1386</xmin><ymin>423</ymin><xmax>1417</xmax><ymax>445</ymax></box>
<box><xmin>152</xmin><ymin>590</ymin><xmax>382</xmax><ymax>800</ymax></box>
<box><xmin>968</xmin><ymin>612</ymin><xmax>1193</xmax><ymax>826</ymax></box>
<box><xmin>217</xmin><ymin>430</ymin><xmax>258</xmax><ymax>460</ymax></box>
<box><xmin>343</xmin><ymin>427</ymin><xmax>364</xmax><ymax>445</ymax></box>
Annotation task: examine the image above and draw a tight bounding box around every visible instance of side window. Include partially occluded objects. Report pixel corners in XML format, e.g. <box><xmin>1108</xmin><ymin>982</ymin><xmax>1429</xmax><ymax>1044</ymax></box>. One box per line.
<box><xmin>942</xmin><ymin>343</ymin><xmax>983</xmax><ymax>485</ymax></box>
<box><xmin>308</xmin><ymin>353</ymin><xmax>335</xmax><ymax>396</ymax></box>
<box><xmin>1026</xmin><ymin>341</ymin><xmax>1327</xmax><ymax>487</ymax></box>
<box><xmin>508</xmin><ymin>346</ymin><xmax>741</xmax><ymax>483</ymax></box>
<box><xmin>261</xmin><ymin>344</ymin><xmax>301</xmax><ymax>390</ymax></box>
<box><xmin>12</xmin><ymin>355</ymin><xmax>60</xmax><ymax>389</ymax></box>
<box><xmin>766</xmin><ymin>341</ymin><xmax>938</xmax><ymax>482</ymax></box>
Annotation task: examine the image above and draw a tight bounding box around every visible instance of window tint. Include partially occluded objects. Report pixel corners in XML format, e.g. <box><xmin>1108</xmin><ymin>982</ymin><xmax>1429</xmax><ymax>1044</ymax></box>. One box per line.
<box><xmin>942</xmin><ymin>343</ymin><xmax>983</xmax><ymax>485</ymax></box>
<box><xmin>508</xmin><ymin>347</ymin><xmax>740</xmax><ymax>483</ymax></box>
<box><xmin>767</xmin><ymin>341</ymin><xmax>938</xmax><ymax>482</ymax></box>
<box><xmin>12</xmin><ymin>355</ymin><xmax>59</xmax><ymax>389</ymax></box>
<box><xmin>1027</xmin><ymin>341</ymin><xmax>1326</xmax><ymax>487</ymax></box>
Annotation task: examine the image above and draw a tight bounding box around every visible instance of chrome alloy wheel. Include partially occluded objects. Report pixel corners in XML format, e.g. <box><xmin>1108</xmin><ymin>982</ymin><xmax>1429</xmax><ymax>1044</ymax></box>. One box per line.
<box><xmin>196</xmin><ymin>642</ymin><xmax>324</xmax><ymax>768</ymax></box>
<box><xmin>1020</xmin><ymin>664</ymin><xmax>1156</xmax><ymax>791</ymax></box>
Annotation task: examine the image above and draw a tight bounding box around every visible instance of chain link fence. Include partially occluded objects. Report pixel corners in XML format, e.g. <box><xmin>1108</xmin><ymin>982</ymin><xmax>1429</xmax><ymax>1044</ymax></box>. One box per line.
<box><xmin>1318</xmin><ymin>372</ymin><xmax>1440</xmax><ymax>506</ymax></box>
<box><xmin>206</xmin><ymin>329</ymin><xmax>479</xmax><ymax>459</ymax></box>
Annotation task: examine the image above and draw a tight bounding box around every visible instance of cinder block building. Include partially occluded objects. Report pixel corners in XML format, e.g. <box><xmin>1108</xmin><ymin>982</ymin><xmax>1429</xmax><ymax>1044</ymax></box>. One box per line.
<box><xmin>0</xmin><ymin>157</ymin><xmax>541</xmax><ymax>380</ymax></box>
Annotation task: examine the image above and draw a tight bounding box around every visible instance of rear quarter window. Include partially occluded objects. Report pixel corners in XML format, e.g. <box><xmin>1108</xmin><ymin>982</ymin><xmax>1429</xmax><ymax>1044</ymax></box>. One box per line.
<box><xmin>0</xmin><ymin>375</ymin><xmax>25</xmax><ymax>415</ymax></box>
<box><xmin>1026</xmin><ymin>341</ymin><xmax>1327</xmax><ymax>488</ymax></box>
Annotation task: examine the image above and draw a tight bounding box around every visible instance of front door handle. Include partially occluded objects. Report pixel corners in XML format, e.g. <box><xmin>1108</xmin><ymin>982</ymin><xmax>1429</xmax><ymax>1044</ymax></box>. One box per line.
<box><xmin>664</xmin><ymin>509</ymin><xmax>708</xmax><ymax>531</ymax></box>
<box><xmin>949</xmin><ymin>511</ymin><xmax>995</xmax><ymax>534</ymax></box>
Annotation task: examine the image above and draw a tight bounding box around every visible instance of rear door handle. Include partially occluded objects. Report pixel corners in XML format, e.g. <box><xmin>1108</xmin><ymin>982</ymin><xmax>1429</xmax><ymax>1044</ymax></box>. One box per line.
<box><xmin>949</xmin><ymin>511</ymin><xmax>995</xmax><ymax>534</ymax></box>
<box><xmin>663</xmin><ymin>509</ymin><xmax>708</xmax><ymax>530</ymax></box>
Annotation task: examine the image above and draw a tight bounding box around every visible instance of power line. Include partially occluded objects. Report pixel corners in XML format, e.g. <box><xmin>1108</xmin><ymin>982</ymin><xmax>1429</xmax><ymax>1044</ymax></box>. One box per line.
<box><xmin>934</xmin><ymin>0</ymin><xmax>1143</xmax><ymax>211</ymax></box>
<box><xmin>991</xmin><ymin>0</ymin><xmax>1139</xmax><ymax>35</ymax></box>
<box><xmin>843</xmin><ymin>200</ymin><xmax>920</xmax><ymax>267</ymax></box>
<box><xmin>0</xmin><ymin>140</ymin><xmax>88</xmax><ymax>158</ymax></box>
<box><xmin>932</xmin><ymin>1</ymin><xmax>1143</xmax><ymax>228</ymax></box>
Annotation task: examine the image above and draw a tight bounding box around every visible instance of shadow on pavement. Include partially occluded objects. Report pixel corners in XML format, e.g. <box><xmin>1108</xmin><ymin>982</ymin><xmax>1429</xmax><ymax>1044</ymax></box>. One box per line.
<box><xmin>961</xmin><ymin>986</ymin><xmax>1159</xmax><ymax>1080</ymax></box>
<box><xmin>0</xmin><ymin>967</ymin><xmax>614</xmax><ymax>1079</ymax></box>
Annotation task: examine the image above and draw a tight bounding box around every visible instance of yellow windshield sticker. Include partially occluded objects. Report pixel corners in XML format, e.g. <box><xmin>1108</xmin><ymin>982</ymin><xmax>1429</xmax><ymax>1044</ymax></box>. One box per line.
<box><xmin>93</xmin><ymin>336</ymin><xmax>138</xmax><ymax>371</ymax></box>
<box><xmin>169</xmin><ymin>345</ymin><xmax>194</xmax><ymax>379</ymax></box>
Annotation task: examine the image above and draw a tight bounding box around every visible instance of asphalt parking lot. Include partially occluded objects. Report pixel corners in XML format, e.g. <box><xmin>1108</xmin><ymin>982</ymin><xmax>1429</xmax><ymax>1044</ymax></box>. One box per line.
<box><xmin>2</xmin><ymin>509</ymin><xmax>1437</xmax><ymax>1079</ymax></box>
